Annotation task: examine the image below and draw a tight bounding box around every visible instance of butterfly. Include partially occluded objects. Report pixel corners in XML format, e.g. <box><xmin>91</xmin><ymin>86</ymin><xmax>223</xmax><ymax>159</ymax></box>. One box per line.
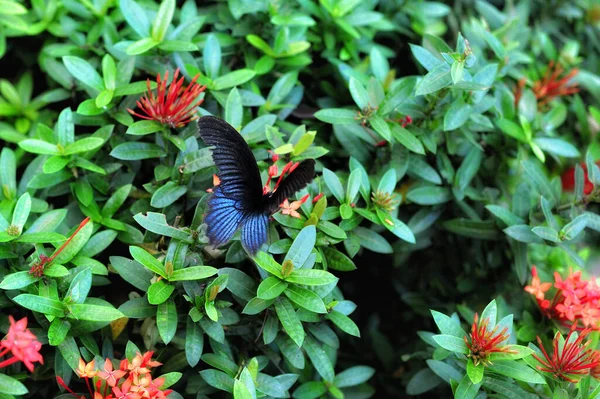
<box><xmin>198</xmin><ymin>116</ymin><xmax>315</xmax><ymax>255</ymax></box>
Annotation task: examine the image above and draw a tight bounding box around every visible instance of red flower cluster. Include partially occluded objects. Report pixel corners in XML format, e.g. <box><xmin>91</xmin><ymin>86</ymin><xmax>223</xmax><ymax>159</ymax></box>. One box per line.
<box><xmin>525</xmin><ymin>266</ymin><xmax>600</xmax><ymax>329</ymax></box>
<box><xmin>533</xmin><ymin>327</ymin><xmax>600</xmax><ymax>383</ymax></box>
<box><xmin>464</xmin><ymin>313</ymin><xmax>515</xmax><ymax>366</ymax></box>
<box><xmin>57</xmin><ymin>351</ymin><xmax>171</xmax><ymax>399</ymax></box>
<box><xmin>514</xmin><ymin>61</ymin><xmax>579</xmax><ymax>107</ymax></box>
<box><xmin>561</xmin><ymin>161</ymin><xmax>600</xmax><ymax>195</ymax></box>
<box><xmin>128</xmin><ymin>68</ymin><xmax>206</xmax><ymax>128</ymax></box>
<box><xmin>0</xmin><ymin>316</ymin><xmax>44</xmax><ymax>372</ymax></box>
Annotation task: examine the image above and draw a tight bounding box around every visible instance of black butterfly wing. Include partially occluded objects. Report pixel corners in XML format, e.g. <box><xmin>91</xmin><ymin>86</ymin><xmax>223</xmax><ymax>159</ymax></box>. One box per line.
<box><xmin>198</xmin><ymin>116</ymin><xmax>268</xmax><ymax>253</ymax></box>
<box><xmin>197</xmin><ymin>116</ymin><xmax>263</xmax><ymax>202</ymax></box>
<box><xmin>266</xmin><ymin>159</ymin><xmax>316</xmax><ymax>212</ymax></box>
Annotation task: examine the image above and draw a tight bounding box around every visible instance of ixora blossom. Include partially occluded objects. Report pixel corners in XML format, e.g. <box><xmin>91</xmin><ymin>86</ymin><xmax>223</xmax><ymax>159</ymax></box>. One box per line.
<box><xmin>280</xmin><ymin>194</ymin><xmax>310</xmax><ymax>219</ymax></box>
<box><xmin>464</xmin><ymin>313</ymin><xmax>515</xmax><ymax>366</ymax></box>
<box><xmin>533</xmin><ymin>327</ymin><xmax>600</xmax><ymax>383</ymax></box>
<box><xmin>0</xmin><ymin>316</ymin><xmax>43</xmax><ymax>372</ymax></box>
<box><xmin>57</xmin><ymin>351</ymin><xmax>172</xmax><ymax>399</ymax></box>
<box><xmin>128</xmin><ymin>68</ymin><xmax>206</xmax><ymax>128</ymax></box>
<box><xmin>525</xmin><ymin>266</ymin><xmax>600</xmax><ymax>329</ymax></box>
<box><xmin>561</xmin><ymin>161</ymin><xmax>600</xmax><ymax>195</ymax></box>
<box><xmin>515</xmin><ymin>61</ymin><xmax>579</xmax><ymax>107</ymax></box>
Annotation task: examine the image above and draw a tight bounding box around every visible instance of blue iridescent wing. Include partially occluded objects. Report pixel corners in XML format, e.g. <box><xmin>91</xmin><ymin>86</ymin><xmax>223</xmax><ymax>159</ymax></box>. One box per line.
<box><xmin>197</xmin><ymin>116</ymin><xmax>263</xmax><ymax>202</ymax></box>
<box><xmin>204</xmin><ymin>187</ymin><xmax>247</xmax><ymax>248</ymax></box>
<box><xmin>240</xmin><ymin>212</ymin><xmax>269</xmax><ymax>255</ymax></box>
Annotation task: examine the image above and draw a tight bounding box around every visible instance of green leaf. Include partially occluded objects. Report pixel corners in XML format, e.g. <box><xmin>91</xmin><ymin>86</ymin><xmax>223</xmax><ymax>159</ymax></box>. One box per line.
<box><xmin>127</xmin><ymin>37</ymin><xmax>159</xmax><ymax>55</ymax></box>
<box><xmin>444</xmin><ymin>97</ymin><xmax>472</xmax><ymax>131</ymax></box>
<box><xmin>48</xmin><ymin>319</ymin><xmax>71</xmax><ymax>346</ymax></box>
<box><xmin>118</xmin><ymin>297</ymin><xmax>155</xmax><ymax>318</ymax></box>
<box><xmin>432</xmin><ymin>334</ymin><xmax>469</xmax><ymax>354</ymax></box>
<box><xmin>151</xmin><ymin>181</ymin><xmax>187</xmax><ymax>208</ymax></box>
<box><xmin>254</xmin><ymin>251</ymin><xmax>283</xmax><ymax>278</ymax></box>
<box><xmin>257</xmin><ymin>276</ymin><xmax>287</xmax><ymax>300</ymax></box>
<box><xmin>534</xmin><ymin>138</ymin><xmax>580</xmax><ymax>158</ymax></box>
<box><xmin>286</xmin><ymin>269</ymin><xmax>338</xmax><ymax>286</ymax></box>
<box><xmin>0</xmin><ymin>271</ymin><xmax>39</xmax><ymax>290</ymax></box>
<box><xmin>225</xmin><ymin>87</ymin><xmax>242</xmax><ymax>129</ymax></box>
<box><xmin>68</xmin><ymin>303</ymin><xmax>123</xmax><ymax>321</ymax></box>
<box><xmin>284</xmin><ymin>225</ymin><xmax>316</xmax><ymax>267</ymax></box>
<box><xmin>322</xmin><ymin>247</ymin><xmax>356</xmax><ymax>271</ymax></box>
<box><xmin>466</xmin><ymin>359</ymin><xmax>484</xmax><ymax>384</ymax></box>
<box><xmin>284</xmin><ymin>285</ymin><xmax>327</xmax><ymax>313</ymax></box>
<box><xmin>274</xmin><ymin>297</ymin><xmax>304</xmax><ymax>347</ymax></box>
<box><xmin>293</xmin><ymin>381</ymin><xmax>327</xmax><ymax>399</ymax></box>
<box><xmin>455</xmin><ymin>147</ymin><xmax>483</xmax><ymax>191</ymax></box>
<box><xmin>63</xmin><ymin>56</ymin><xmax>104</xmax><ymax>92</ymax></box>
<box><xmin>185</xmin><ymin>317</ymin><xmax>204</xmax><ymax>367</ymax></box>
<box><xmin>110</xmin><ymin>256</ymin><xmax>153</xmax><ymax>291</ymax></box>
<box><xmin>303</xmin><ymin>335</ymin><xmax>335</xmax><ymax>381</ymax></box>
<box><xmin>431</xmin><ymin>310</ymin><xmax>466</xmax><ymax>337</ymax></box>
<box><xmin>169</xmin><ymin>266</ymin><xmax>218</xmax><ymax>281</ymax></box>
<box><xmin>391</xmin><ymin>125</ymin><xmax>425</xmax><ymax>154</ymax></box>
<box><xmin>133</xmin><ymin>212</ymin><xmax>193</xmax><ymax>243</ymax></box>
<box><xmin>151</xmin><ymin>0</ymin><xmax>175</xmax><ymax>42</ymax></box>
<box><xmin>213</xmin><ymin>69</ymin><xmax>256</xmax><ymax>91</ymax></box>
<box><xmin>120</xmin><ymin>0</ymin><xmax>151</xmax><ymax>37</ymax></box>
<box><xmin>415</xmin><ymin>64</ymin><xmax>452</xmax><ymax>96</ymax></box>
<box><xmin>148</xmin><ymin>279</ymin><xmax>174</xmax><ymax>305</ymax></box>
<box><xmin>349</xmin><ymin>77</ymin><xmax>370</xmax><ymax>109</ymax></box>
<box><xmin>370</xmin><ymin>115</ymin><xmax>391</xmax><ymax>141</ymax></box>
<box><xmin>322</xmin><ymin>168</ymin><xmax>345</xmax><ymax>203</ymax></box>
<box><xmin>497</xmin><ymin>119</ymin><xmax>527</xmax><ymax>143</ymax></box>
<box><xmin>126</xmin><ymin>120</ymin><xmax>164</xmax><ymax>135</ymax></box>
<box><xmin>66</xmin><ymin>268</ymin><xmax>92</xmax><ymax>304</ymax></box>
<box><xmin>334</xmin><ymin>366</ymin><xmax>375</xmax><ymax>388</ymax></box>
<box><xmin>314</xmin><ymin>108</ymin><xmax>358</xmax><ymax>124</ymax></box>
<box><xmin>12</xmin><ymin>192</ymin><xmax>31</xmax><ymax>230</ymax></box>
<box><xmin>157</xmin><ymin>297</ymin><xmax>177</xmax><ymax>344</ymax></box>
<box><xmin>455</xmin><ymin>373</ymin><xmax>481</xmax><ymax>399</ymax></box>
<box><xmin>129</xmin><ymin>246</ymin><xmax>166</xmax><ymax>278</ymax></box>
<box><xmin>487</xmin><ymin>360</ymin><xmax>545</xmax><ymax>384</ymax></box>
<box><xmin>63</xmin><ymin>137</ymin><xmax>104</xmax><ymax>155</ymax></box>
<box><xmin>110</xmin><ymin>142</ymin><xmax>165</xmax><ymax>160</ymax></box>
<box><xmin>407</xmin><ymin>185</ymin><xmax>452</xmax><ymax>205</ymax></box>
<box><xmin>326</xmin><ymin>310</ymin><xmax>360</xmax><ymax>337</ymax></box>
<box><xmin>353</xmin><ymin>227</ymin><xmax>393</xmax><ymax>253</ymax></box>
<box><xmin>203</xmin><ymin>34</ymin><xmax>221</xmax><ymax>79</ymax></box>
<box><xmin>0</xmin><ymin>374</ymin><xmax>28</xmax><ymax>395</ymax></box>
<box><xmin>18</xmin><ymin>139</ymin><xmax>60</xmax><ymax>155</ymax></box>
<box><xmin>13</xmin><ymin>294</ymin><xmax>66</xmax><ymax>317</ymax></box>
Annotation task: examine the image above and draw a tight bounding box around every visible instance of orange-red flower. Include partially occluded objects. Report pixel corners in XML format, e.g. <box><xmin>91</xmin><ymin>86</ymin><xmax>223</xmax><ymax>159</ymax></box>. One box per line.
<box><xmin>0</xmin><ymin>316</ymin><xmax>44</xmax><ymax>372</ymax></box>
<box><xmin>128</xmin><ymin>68</ymin><xmax>205</xmax><ymax>128</ymax></box>
<box><xmin>98</xmin><ymin>358</ymin><xmax>127</xmax><ymax>387</ymax></box>
<box><xmin>464</xmin><ymin>313</ymin><xmax>515</xmax><ymax>366</ymax></box>
<box><xmin>280</xmin><ymin>194</ymin><xmax>310</xmax><ymax>219</ymax></box>
<box><xmin>525</xmin><ymin>267</ymin><xmax>600</xmax><ymax>329</ymax></box>
<box><xmin>561</xmin><ymin>161</ymin><xmax>599</xmax><ymax>195</ymax></box>
<box><xmin>533</xmin><ymin>327</ymin><xmax>600</xmax><ymax>383</ymax></box>
<box><xmin>533</xmin><ymin>61</ymin><xmax>579</xmax><ymax>106</ymax></box>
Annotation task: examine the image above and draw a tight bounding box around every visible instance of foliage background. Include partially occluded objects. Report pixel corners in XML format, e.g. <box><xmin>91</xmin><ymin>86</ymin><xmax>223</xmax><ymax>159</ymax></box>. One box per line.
<box><xmin>2</xmin><ymin>0</ymin><xmax>600</xmax><ymax>398</ymax></box>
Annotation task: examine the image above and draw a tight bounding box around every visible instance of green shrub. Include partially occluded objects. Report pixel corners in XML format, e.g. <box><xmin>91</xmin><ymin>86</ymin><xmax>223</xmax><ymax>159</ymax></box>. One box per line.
<box><xmin>1</xmin><ymin>0</ymin><xmax>600</xmax><ymax>398</ymax></box>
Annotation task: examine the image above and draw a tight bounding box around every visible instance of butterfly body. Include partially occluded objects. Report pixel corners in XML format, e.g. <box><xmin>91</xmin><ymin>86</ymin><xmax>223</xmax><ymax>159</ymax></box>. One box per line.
<box><xmin>198</xmin><ymin>116</ymin><xmax>315</xmax><ymax>254</ymax></box>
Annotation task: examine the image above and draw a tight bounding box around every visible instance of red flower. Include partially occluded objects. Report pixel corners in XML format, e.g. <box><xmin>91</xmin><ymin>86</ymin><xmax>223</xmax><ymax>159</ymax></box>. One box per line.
<box><xmin>0</xmin><ymin>316</ymin><xmax>44</xmax><ymax>372</ymax></box>
<box><xmin>464</xmin><ymin>313</ymin><xmax>515</xmax><ymax>366</ymax></box>
<box><xmin>128</xmin><ymin>68</ymin><xmax>205</xmax><ymax>128</ymax></box>
<box><xmin>533</xmin><ymin>61</ymin><xmax>579</xmax><ymax>106</ymax></box>
<box><xmin>533</xmin><ymin>327</ymin><xmax>600</xmax><ymax>383</ymax></box>
<box><xmin>561</xmin><ymin>161</ymin><xmax>599</xmax><ymax>195</ymax></box>
<box><xmin>526</xmin><ymin>267</ymin><xmax>600</xmax><ymax>329</ymax></box>
<box><xmin>98</xmin><ymin>358</ymin><xmax>127</xmax><ymax>387</ymax></box>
